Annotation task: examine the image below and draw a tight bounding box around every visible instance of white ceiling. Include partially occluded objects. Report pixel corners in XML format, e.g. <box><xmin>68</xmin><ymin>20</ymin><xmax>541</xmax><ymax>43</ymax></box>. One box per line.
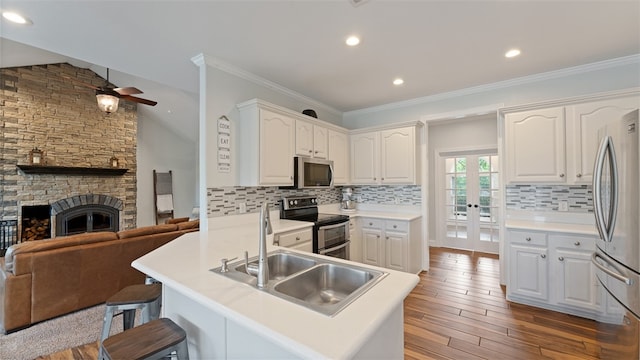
<box><xmin>1</xmin><ymin>0</ymin><xmax>639</xmax><ymax>140</ymax></box>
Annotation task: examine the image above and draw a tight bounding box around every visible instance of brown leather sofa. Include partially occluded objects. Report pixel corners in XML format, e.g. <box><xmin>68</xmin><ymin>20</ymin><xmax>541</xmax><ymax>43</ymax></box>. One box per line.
<box><xmin>0</xmin><ymin>220</ymin><xmax>199</xmax><ymax>334</ymax></box>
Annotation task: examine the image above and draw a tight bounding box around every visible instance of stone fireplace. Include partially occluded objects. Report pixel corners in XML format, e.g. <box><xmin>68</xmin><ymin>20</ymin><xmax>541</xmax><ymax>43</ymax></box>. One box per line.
<box><xmin>0</xmin><ymin>63</ymin><xmax>138</xmax><ymax>240</ymax></box>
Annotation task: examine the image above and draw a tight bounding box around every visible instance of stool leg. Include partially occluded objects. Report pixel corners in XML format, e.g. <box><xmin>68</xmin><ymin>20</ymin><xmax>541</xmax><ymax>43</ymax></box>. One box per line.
<box><xmin>176</xmin><ymin>338</ymin><xmax>190</xmax><ymax>360</ymax></box>
<box><xmin>99</xmin><ymin>306</ymin><xmax>115</xmax><ymax>360</ymax></box>
<box><xmin>149</xmin><ymin>296</ymin><xmax>161</xmax><ymax>320</ymax></box>
<box><xmin>123</xmin><ymin>309</ymin><xmax>136</xmax><ymax>330</ymax></box>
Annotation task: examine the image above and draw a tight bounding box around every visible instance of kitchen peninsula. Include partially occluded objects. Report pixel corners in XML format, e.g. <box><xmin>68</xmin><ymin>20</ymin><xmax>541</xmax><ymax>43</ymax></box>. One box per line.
<box><xmin>132</xmin><ymin>214</ymin><xmax>419</xmax><ymax>359</ymax></box>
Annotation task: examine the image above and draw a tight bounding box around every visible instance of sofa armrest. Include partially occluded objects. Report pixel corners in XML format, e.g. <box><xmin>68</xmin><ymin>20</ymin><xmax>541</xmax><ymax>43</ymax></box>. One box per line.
<box><xmin>0</xmin><ymin>262</ymin><xmax>32</xmax><ymax>334</ymax></box>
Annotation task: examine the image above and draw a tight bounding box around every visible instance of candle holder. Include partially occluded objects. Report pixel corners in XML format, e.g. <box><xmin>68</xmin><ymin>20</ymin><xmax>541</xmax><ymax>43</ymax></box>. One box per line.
<box><xmin>110</xmin><ymin>156</ymin><xmax>119</xmax><ymax>168</ymax></box>
<box><xmin>29</xmin><ymin>148</ymin><xmax>43</xmax><ymax>165</ymax></box>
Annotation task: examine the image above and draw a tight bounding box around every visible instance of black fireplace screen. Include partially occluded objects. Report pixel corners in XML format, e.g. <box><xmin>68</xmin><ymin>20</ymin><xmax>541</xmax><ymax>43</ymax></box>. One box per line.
<box><xmin>56</xmin><ymin>205</ymin><xmax>119</xmax><ymax>236</ymax></box>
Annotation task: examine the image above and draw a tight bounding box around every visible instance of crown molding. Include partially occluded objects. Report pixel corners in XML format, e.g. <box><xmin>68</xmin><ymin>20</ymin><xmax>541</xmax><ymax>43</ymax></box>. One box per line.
<box><xmin>198</xmin><ymin>54</ymin><xmax>342</xmax><ymax>117</ymax></box>
<box><xmin>346</xmin><ymin>54</ymin><xmax>640</xmax><ymax>117</ymax></box>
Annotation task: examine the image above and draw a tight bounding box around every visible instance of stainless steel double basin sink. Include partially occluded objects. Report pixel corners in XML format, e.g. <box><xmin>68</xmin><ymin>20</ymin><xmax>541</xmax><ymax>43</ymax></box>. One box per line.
<box><xmin>211</xmin><ymin>250</ymin><xmax>388</xmax><ymax>316</ymax></box>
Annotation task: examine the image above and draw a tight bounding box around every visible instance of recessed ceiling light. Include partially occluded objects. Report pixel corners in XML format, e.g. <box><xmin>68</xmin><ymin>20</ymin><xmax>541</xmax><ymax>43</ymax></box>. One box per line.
<box><xmin>2</xmin><ymin>11</ymin><xmax>32</xmax><ymax>25</ymax></box>
<box><xmin>505</xmin><ymin>49</ymin><xmax>521</xmax><ymax>58</ymax></box>
<box><xmin>393</xmin><ymin>78</ymin><xmax>404</xmax><ymax>86</ymax></box>
<box><xmin>345</xmin><ymin>36</ymin><xmax>360</xmax><ymax>46</ymax></box>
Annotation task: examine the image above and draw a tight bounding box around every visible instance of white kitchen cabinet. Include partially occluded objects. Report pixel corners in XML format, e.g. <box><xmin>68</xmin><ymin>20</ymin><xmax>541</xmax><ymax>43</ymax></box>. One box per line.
<box><xmin>295</xmin><ymin>120</ymin><xmax>328</xmax><ymax>159</ymax></box>
<box><xmin>237</xmin><ymin>103</ymin><xmax>295</xmax><ymax>186</ymax></box>
<box><xmin>503</xmin><ymin>94</ymin><xmax>640</xmax><ymax>184</ymax></box>
<box><xmin>348</xmin><ymin>217</ymin><xmax>361</xmax><ymax>262</ymax></box>
<box><xmin>359</xmin><ymin>217</ymin><xmax>420</xmax><ymax>273</ymax></box>
<box><xmin>328</xmin><ymin>130</ymin><xmax>349</xmax><ymax>185</ymax></box>
<box><xmin>351</xmin><ymin>132</ymin><xmax>379</xmax><ymax>184</ymax></box>
<box><xmin>504</xmin><ymin>107</ymin><xmax>566</xmax><ymax>183</ymax></box>
<box><xmin>350</xmin><ymin>125</ymin><xmax>419</xmax><ymax>185</ymax></box>
<box><xmin>565</xmin><ymin>96</ymin><xmax>639</xmax><ymax>184</ymax></box>
<box><xmin>507</xmin><ymin>231</ymin><xmax>549</xmax><ymax>301</ymax></box>
<box><xmin>551</xmin><ymin>235</ymin><xmax>599</xmax><ymax>312</ymax></box>
<box><xmin>274</xmin><ymin>227</ymin><xmax>313</xmax><ymax>253</ymax></box>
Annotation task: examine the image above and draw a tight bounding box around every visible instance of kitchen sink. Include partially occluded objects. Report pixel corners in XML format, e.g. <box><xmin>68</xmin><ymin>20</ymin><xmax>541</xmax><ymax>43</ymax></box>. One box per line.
<box><xmin>211</xmin><ymin>250</ymin><xmax>387</xmax><ymax>316</ymax></box>
<box><xmin>234</xmin><ymin>252</ymin><xmax>317</xmax><ymax>281</ymax></box>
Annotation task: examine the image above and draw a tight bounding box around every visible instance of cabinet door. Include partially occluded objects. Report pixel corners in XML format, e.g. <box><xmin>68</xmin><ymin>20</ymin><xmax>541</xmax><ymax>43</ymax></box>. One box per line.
<box><xmin>313</xmin><ymin>125</ymin><xmax>328</xmax><ymax>159</ymax></box>
<box><xmin>260</xmin><ymin>110</ymin><xmax>295</xmax><ymax>185</ymax></box>
<box><xmin>351</xmin><ymin>132</ymin><xmax>379</xmax><ymax>184</ymax></box>
<box><xmin>328</xmin><ymin>130</ymin><xmax>349</xmax><ymax>185</ymax></box>
<box><xmin>385</xmin><ymin>231</ymin><xmax>407</xmax><ymax>272</ymax></box>
<box><xmin>566</xmin><ymin>96</ymin><xmax>639</xmax><ymax>184</ymax></box>
<box><xmin>554</xmin><ymin>248</ymin><xmax>600</xmax><ymax>311</ymax></box>
<box><xmin>295</xmin><ymin>120</ymin><xmax>314</xmax><ymax>157</ymax></box>
<box><xmin>508</xmin><ymin>244</ymin><xmax>549</xmax><ymax>301</ymax></box>
<box><xmin>380</xmin><ymin>127</ymin><xmax>415</xmax><ymax>184</ymax></box>
<box><xmin>505</xmin><ymin>107</ymin><xmax>566</xmax><ymax>183</ymax></box>
<box><xmin>362</xmin><ymin>228</ymin><xmax>382</xmax><ymax>266</ymax></box>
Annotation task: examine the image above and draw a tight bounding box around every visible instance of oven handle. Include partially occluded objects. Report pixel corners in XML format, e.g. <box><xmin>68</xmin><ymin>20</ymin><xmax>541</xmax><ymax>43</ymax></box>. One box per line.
<box><xmin>319</xmin><ymin>241</ymin><xmax>350</xmax><ymax>255</ymax></box>
<box><xmin>318</xmin><ymin>221</ymin><xmax>349</xmax><ymax>231</ymax></box>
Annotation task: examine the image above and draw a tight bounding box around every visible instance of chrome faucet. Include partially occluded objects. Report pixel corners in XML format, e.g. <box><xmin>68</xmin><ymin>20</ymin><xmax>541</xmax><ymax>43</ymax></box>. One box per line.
<box><xmin>245</xmin><ymin>202</ymin><xmax>272</xmax><ymax>288</ymax></box>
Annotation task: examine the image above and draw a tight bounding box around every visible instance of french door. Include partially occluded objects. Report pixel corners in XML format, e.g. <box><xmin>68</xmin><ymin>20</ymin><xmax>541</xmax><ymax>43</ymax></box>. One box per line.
<box><xmin>439</xmin><ymin>153</ymin><xmax>500</xmax><ymax>253</ymax></box>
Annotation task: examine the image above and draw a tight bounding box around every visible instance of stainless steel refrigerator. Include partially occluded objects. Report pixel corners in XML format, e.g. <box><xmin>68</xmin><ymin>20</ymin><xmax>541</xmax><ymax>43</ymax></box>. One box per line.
<box><xmin>591</xmin><ymin>109</ymin><xmax>639</xmax><ymax>359</ymax></box>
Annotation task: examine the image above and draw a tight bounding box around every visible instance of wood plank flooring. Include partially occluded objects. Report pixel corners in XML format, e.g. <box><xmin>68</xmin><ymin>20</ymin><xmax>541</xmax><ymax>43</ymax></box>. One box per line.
<box><xmin>40</xmin><ymin>247</ymin><xmax>609</xmax><ymax>359</ymax></box>
<box><xmin>405</xmin><ymin>247</ymin><xmax>606</xmax><ymax>360</ymax></box>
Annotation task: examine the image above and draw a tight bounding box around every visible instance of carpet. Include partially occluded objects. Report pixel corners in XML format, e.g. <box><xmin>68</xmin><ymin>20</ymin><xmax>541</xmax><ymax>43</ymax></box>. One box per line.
<box><xmin>0</xmin><ymin>304</ymin><xmax>124</xmax><ymax>360</ymax></box>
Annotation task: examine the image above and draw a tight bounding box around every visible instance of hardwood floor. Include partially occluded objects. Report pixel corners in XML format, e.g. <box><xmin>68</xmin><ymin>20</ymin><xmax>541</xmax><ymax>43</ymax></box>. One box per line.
<box><xmin>40</xmin><ymin>247</ymin><xmax>610</xmax><ymax>360</ymax></box>
<box><xmin>405</xmin><ymin>247</ymin><xmax>606</xmax><ymax>360</ymax></box>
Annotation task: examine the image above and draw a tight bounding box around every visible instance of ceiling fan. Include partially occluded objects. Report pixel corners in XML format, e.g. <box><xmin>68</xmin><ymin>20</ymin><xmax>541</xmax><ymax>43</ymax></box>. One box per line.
<box><xmin>63</xmin><ymin>68</ymin><xmax>157</xmax><ymax>113</ymax></box>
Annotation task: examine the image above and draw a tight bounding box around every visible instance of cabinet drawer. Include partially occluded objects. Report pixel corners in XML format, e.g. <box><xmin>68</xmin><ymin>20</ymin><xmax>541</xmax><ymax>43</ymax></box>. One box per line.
<box><xmin>361</xmin><ymin>218</ymin><xmax>384</xmax><ymax>229</ymax></box>
<box><xmin>550</xmin><ymin>234</ymin><xmax>596</xmax><ymax>251</ymax></box>
<box><xmin>385</xmin><ymin>220</ymin><xmax>408</xmax><ymax>233</ymax></box>
<box><xmin>509</xmin><ymin>231</ymin><xmax>547</xmax><ymax>246</ymax></box>
<box><xmin>276</xmin><ymin>228</ymin><xmax>312</xmax><ymax>247</ymax></box>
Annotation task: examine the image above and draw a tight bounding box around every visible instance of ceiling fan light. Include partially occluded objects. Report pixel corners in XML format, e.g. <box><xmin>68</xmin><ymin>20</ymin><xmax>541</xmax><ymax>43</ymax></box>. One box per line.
<box><xmin>96</xmin><ymin>94</ymin><xmax>119</xmax><ymax>113</ymax></box>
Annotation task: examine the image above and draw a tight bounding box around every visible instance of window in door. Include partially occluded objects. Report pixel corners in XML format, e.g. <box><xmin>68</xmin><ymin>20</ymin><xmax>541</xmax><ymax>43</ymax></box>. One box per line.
<box><xmin>441</xmin><ymin>153</ymin><xmax>499</xmax><ymax>253</ymax></box>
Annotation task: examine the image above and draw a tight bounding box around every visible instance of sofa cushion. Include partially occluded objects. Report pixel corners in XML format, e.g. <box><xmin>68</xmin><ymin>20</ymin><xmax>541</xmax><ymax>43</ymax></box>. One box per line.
<box><xmin>117</xmin><ymin>224</ymin><xmax>178</xmax><ymax>239</ymax></box>
<box><xmin>3</xmin><ymin>232</ymin><xmax>118</xmax><ymax>274</ymax></box>
<box><xmin>177</xmin><ymin>220</ymin><xmax>199</xmax><ymax>231</ymax></box>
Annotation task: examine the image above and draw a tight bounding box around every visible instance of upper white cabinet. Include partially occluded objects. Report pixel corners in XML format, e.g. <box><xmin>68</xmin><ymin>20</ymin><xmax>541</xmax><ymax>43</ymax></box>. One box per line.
<box><xmin>237</xmin><ymin>99</ymin><xmax>349</xmax><ymax>187</ymax></box>
<box><xmin>503</xmin><ymin>93</ymin><xmax>640</xmax><ymax>184</ymax></box>
<box><xmin>350</xmin><ymin>125</ymin><xmax>420</xmax><ymax>185</ymax></box>
<box><xmin>295</xmin><ymin>120</ymin><xmax>328</xmax><ymax>159</ymax></box>
<box><xmin>505</xmin><ymin>107</ymin><xmax>566</xmax><ymax>183</ymax></box>
<box><xmin>328</xmin><ymin>130</ymin><xmax>349</xmax><ymax>185</ymax></box>
<box><xmin>565</xmin><ymin>96</ymin><xmax>639</xmax><ymax>184</ymax></box>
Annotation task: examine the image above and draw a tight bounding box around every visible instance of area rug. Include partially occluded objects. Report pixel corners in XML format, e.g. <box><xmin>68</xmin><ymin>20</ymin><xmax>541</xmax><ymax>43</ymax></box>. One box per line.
<box><xmin>0</xmin><ymin>304</ymin><xmax>123</xmax><ymax>360</ymax></box>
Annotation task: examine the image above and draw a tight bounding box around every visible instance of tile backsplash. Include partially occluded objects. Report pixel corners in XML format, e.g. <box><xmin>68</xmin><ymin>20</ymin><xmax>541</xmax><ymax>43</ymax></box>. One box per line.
<box><xmin>206</xmin><ymin>185</ymin><xmax>422</xmax><ymax>217</ymax></box>
<box><xmin>506</xmin><ymin>185</ymin><xmax>592</xmax><ymax>213</ymax></box>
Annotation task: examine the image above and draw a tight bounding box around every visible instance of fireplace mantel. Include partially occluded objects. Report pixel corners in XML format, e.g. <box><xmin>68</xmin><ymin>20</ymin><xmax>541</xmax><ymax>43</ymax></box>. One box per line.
<box><xmin>17</xmin><ymin>164</ymin><xmax>128</xmax><ymax>176</ymax></box>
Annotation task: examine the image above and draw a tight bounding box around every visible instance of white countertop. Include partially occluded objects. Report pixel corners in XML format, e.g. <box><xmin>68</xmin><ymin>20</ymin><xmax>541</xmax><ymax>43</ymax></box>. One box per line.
<box><xmin>132</xmin><ymin>220</ymin><xmax>419</xmax><ymax>359</ymax></box>
<box><xmin>505</xmin><ymin>219</ymin><xmax>598</xmax><ymax>236</ymax></box>
<box><xmin>319</xmin><ymin>203</ymin><xmax>422</xmax><ymax>221</ymax></box>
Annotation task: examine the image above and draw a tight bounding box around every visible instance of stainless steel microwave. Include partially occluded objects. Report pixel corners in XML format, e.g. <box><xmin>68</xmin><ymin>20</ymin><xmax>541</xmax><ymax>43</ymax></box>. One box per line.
<box><xmin>291</xmin><ymin>156</ymin><xmax>334</xmax><ymax>188</ymax></box>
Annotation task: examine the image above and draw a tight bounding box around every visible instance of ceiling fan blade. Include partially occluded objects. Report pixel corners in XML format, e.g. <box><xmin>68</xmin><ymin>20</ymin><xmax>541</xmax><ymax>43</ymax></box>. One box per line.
<box><xmin>60</xmin><ymin>74</ymin><xmax>100</xmax><ymax>90</ymax></box>
<box><xmin>121</xmin><ymin>95</ymin><xmax>157</xmax><ymax>106</ymax></box>
<box><xmin>114</xmin><ymin>87</ymin><xmax>143</xmax><ymax>95</ymax></box>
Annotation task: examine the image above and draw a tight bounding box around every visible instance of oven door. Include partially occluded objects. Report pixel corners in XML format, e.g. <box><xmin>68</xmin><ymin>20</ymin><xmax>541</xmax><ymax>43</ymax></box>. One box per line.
<box><xmin>319</xmin><ymin>241</ymin><xmax>350</xmax><ymax>260</ymax></box>
<box><xmin>317</xmin><ymin>221</ymin><xmax>350</xmax><ymax>250</ymax></box>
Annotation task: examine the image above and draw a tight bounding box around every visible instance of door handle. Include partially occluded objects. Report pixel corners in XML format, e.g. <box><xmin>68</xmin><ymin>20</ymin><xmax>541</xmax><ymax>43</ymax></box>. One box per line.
<box><xmin>467</xmin><ymin>204</ymin><xmax>472</xmax><ymax>208</ymax></box>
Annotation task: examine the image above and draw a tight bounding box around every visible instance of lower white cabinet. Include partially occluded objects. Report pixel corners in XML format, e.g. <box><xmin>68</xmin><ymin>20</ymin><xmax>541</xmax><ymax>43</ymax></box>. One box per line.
<box><xmin>274</xmin><ymin>227</ymin><xmax>313</xmax><ymax>253</ymax></box>
<box><xmin>507</xmin><ymin>229</ymin><xmax>602</xmax><ymax>319</ymax></box>
<box><xmin>348</xmin><ymin>218</ymin><xmax>362</xmax><ymax>263</ymax></box>
<box><xmin>360</xmin><ymin>217</ymin><xmax>420</xmax><ymax>273</ymax></box>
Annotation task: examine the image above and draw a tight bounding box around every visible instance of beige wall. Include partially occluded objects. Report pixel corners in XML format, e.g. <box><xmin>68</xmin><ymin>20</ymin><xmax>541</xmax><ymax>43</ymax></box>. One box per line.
<box><xmin>0</xmin><ymin>63</ymin><xmax>137</xmax><ymax>229</ymax></box>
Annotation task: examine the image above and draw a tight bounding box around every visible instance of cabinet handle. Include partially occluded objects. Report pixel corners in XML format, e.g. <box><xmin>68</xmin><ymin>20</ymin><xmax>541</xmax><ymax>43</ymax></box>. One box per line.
<box><xmin>373</xmin><ymin>177</ymin><xmax>377</xmax><ymax>181</ymax></box>
<box><xmin>559</xmin><ymin>256</ymin><xmax>564</xmax><ymax>261</ymax></box>
<box><xmin>381</xmin><ymin>177</ymin><xmax>384</xmax><ymax>180</ymax></box>
<box><xmin>369</xmin><ymin>222</ymin><xmax>373</xmax><ymax>226</ymax></box>
<box><xmin>295</xmin><ymin>236</ymin><xmax>300</xmax><ymax>240</ymax></box>
<box><xmin>308</xmin><ymin>150</ymin><xmax>312</xmax><ymax>153</ymax></box>
<box><xmin>376</xmin><ymin>235</ymin><xmax>380</xmax><ymax>238</ymax></box>
<box><xmin>386</xmin><ymin>236</ymin><xmax>389</xmax><ymax>240</ymax></box>
<box><xmin>314</xmin><ymin>150</ymin><xmax>318</xmax><ymax>153</ymax></box>
<box><xmin>526</xmin><ymin>237</ymin><xmax>531</xmax><ymax>241</ymax></box>
<box><xmin>541</xmin><ymin>254</ymin><xmax>546</xmax><ymax>259</ymax></box>
<box><xmin>393</xmin><ymin>225</ymin><xmax>397</xmax><ymax>229</ymax></box>
<box><xmin>560</xmin><ymin>173</ymin><xmax>565</xmax><ymax>178</ymax></box>
<box><xmin>576</xmin><ymin>173</ymin><xmax>582</xmax><ymax>178</ymax></box>
<box><xmin>574</xmin><ymin>241</ymin><xmax>581</xmax><ymax>246</ymax></box>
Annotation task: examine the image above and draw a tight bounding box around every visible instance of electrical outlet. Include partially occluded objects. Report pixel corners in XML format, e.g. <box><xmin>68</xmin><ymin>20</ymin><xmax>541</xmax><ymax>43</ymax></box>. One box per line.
<box><xmin>558</xmin><ymin>200</ymin><xmax>568</xmax><ymax>212</ymax></box>
<box><xmin>238</xmin><ymin>203</ymin><xmax>247</xmax><ymax>214</ymax></box>
<box><xmin>394</xmin><ymin>197</ymin><xmax>400</xmax><ymax>205</ymax></box>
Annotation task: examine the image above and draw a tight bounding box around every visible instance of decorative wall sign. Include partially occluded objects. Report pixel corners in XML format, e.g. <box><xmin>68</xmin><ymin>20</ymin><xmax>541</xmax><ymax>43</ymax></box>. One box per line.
<box><xmin>217</xmin><ymin>115</ymin><xmax>231</xmax><ymax>173</ymax></box>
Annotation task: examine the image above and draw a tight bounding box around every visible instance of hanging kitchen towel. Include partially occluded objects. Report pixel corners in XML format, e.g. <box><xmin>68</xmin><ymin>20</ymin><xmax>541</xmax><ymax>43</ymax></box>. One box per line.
<box><xmin>156</xmin><ymin>194</ymin><xmax>174</xmax><ymax>213</ymax></box>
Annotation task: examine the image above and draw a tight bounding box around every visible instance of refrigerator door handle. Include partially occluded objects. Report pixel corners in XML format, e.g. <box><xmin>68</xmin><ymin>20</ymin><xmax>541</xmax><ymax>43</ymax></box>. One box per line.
<box><xmin>592</xmin><ymin>136</ymin><xmax>619</xmax><ymax>242</ymax></box>
<box><xmin>592</xmin><ymin>252</ymin><xmax>633</xmax><ymax>286</ymax></box>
